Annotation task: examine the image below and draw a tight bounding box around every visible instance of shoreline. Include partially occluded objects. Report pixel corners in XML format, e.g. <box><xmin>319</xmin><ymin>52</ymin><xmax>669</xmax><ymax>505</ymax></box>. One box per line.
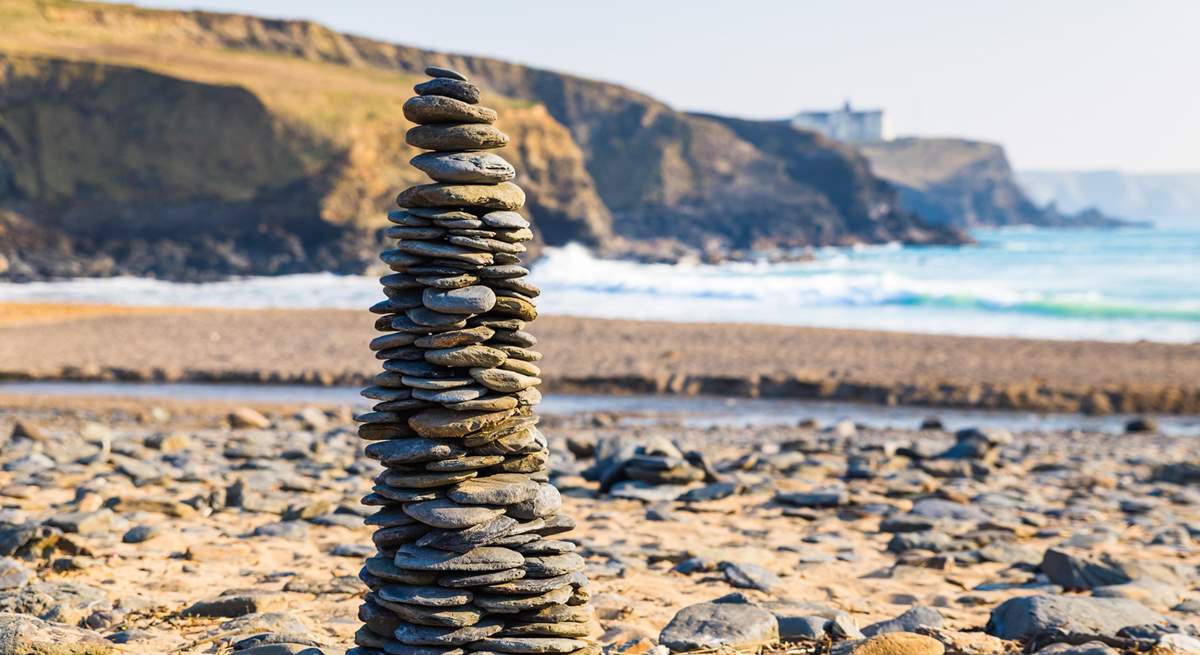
<box><xmin>2</xmin><ymin>302</ymin><xmax>1198</xmax><ymax>415</ymax></box>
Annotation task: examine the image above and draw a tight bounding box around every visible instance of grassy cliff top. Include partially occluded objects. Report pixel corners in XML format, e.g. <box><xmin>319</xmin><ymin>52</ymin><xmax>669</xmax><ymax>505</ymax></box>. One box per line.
<box><xmin>858</xmin><ymin>137</ymin><xmax>1006</xmax><ymax>189</ymax></box>
<box><xmin>0</xmin><ymin>0</ymin><xmax>531</xmax><ymax>145</ymax></box>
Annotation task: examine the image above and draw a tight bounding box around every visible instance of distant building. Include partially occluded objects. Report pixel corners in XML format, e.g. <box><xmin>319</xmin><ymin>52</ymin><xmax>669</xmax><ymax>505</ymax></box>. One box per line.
<box><xmin>791</xmin><ymin>100</ymin><xmax>890</xmax><ymax>143</ymax></box>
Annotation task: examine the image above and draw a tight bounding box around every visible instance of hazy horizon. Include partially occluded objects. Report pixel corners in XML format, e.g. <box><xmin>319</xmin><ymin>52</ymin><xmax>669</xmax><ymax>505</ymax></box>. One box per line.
<box><xmin>108</xmin><ymin>0</ymin><xmax>1199</xmax><ymax>174</ymax></box>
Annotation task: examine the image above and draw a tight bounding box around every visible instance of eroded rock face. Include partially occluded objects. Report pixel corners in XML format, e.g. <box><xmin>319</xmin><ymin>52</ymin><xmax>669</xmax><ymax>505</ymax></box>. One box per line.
<box><xmin>352</xmin><ymin>66</ymin><xmax>594</xmax><ymax>655</ymax></box>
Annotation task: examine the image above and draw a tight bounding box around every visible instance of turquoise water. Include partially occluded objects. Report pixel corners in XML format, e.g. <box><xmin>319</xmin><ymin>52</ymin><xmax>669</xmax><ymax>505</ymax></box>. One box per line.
<box><xmin>1</xmin><ymin>225</ymin><xmax>1197</xmax><ymax>342</ymax></box>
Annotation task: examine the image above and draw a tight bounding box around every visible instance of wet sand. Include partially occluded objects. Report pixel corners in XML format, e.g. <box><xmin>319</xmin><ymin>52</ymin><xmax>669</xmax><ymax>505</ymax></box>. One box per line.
<box><xmin>1</xmin><ymin>302</ymin><xmax>1198</xmax><ymax>414</ymax></box>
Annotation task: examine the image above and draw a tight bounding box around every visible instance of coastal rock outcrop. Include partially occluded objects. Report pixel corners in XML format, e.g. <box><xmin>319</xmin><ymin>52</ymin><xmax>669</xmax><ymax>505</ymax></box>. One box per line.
<box><xmin>350</xmin><ymin>66</ymin><xmax>594</xmax><ymax>655</ymax></box>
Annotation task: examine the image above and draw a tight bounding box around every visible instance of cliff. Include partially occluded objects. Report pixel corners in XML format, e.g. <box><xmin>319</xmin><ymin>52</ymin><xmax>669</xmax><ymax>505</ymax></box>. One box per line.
<box><xmin>1019</xmin><ymin>170</ymin><xmax>1200</xmax><ymax>224</ymax></box>
<box><xmin>858</xmin><ymin>138</ymin><xmax>1128</xmax><ymax>228</ymax></box>
<box><xmin>0</xmin><ymin>0</ymin><xmax>965</xmax><ymax>281</ymax></box>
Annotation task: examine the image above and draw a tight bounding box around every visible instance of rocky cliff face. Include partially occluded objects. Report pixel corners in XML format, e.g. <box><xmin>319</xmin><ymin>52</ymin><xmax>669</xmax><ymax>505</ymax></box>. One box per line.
<box><xmin>0</xmin><ymin>0</ymin><xmax>964</xmax><ymax>281</ymax></box>
<box><xmin>858</xmin><ymin>138</ymin><xmax>1127</xmax><ymax>228</ymax></box>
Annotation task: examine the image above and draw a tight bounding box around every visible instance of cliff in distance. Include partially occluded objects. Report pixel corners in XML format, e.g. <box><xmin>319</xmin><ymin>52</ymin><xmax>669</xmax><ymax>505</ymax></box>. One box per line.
<box><xmin>858</xmin><ymin>138</ymin><xmax>1129</xmax><ymax>228</ymax></box>
<box><xmin>1019</xmin><ymin>169</ymin><xmax>1200</xmax><ymax>224</ymax></box>
<box><xmin>0</xmin><ymin>0</ymin><xmax>965</xmax><ymax>281</ymax></box>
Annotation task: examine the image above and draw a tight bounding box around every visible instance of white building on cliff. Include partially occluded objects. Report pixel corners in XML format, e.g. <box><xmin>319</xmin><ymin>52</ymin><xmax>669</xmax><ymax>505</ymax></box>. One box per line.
<box><xmin>791</xmin><ymin>101</ymin><xmax>891</xmax><ymax>143</ymax></box>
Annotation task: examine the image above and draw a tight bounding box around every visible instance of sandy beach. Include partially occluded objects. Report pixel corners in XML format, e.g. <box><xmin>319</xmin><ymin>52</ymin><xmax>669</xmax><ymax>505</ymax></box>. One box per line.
<box><xmin>1</xmin><ymin>302</ymin><xmax>1198</xmax><ymax>415</ymax></box>
<box><xmin>0</xmin><ymin>391</ymin><xmax>1196</xmax><ymax>653</ymax></box>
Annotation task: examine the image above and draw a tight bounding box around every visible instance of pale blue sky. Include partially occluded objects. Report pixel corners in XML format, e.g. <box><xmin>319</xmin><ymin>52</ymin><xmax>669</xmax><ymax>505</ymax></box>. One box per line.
<box><xmin>119</xmin><ymin>1</ymin><xmax>1199</xmax><ymax>172</ymax></box>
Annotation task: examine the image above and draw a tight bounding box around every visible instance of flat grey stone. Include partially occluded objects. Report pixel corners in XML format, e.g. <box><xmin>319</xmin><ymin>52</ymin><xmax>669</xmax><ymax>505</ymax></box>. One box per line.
<box><xmin>393</xmin><ymin>618</ymin><xmax>504</xmax><ymax>646</ymax></box>
<box><xmin>365</xmin><ymin>439</ymin><xmax>467</xmax><ymax>466</ymax></box>
<box><xmin>378</xmin><ymin>585</ymin><xmax>473</xmax><ymax>608</ymax></box>
<box><xmin>416</xmin><ymin>515</ymin><xmax>519</xmax><ymax>553</ymax></box>
<box><xmin>394</xmin><ymin>545</ymin><xmax>524</xmax><ymax>573</ymax></box>
<box><xmin>424</xmin><ymin>65</ymin><xmax>468</xmax><ymax>81</ymax></box>
<box><xmin>423</xmin><ymin>286</ymin><xmax>497</xmax><ymax>315</ymax></box>
<box><xmin>508</xmin><ymin>484</ymin><xmax>561</xmax><ymax>520</ymax></box>
<box><xmin>425</xmin><ymin>345</ymin><xmax>507</xmax><ymax>369</ymax></box>
<box><xmin>472</xmin><ymin>584</ymin><xmax>574</xmax><ymax>613</ymax></box>
<box><xmin>985</xmin><ymin>595</ymin><xmax>1165</xmax><ymax>641</ymax></box>
<box><xmin>404</xmin><ymin>499</ymin><xmax>505</xmax><ymax>530</ymax></box>
<box><xmin>407</xmin><ymin>124</ymin><xmax>508</xmax><ymax>151</ymax></box>
<box><xmin>438</xmin><ymin>567</ymin><xmax>526</xmax><ymax>588</ymax></box>
<box><xmin>409</xmin><ymin>408</ymin><xmax>516</xmax><ymax>439</ymax></box>
<box><xmin>659</xmin><ymin>602</ymin><xmax>779</xmax><ymax>652</ymax></box>
<box><xmin>404</xmin><ymin>96</ymin><xmax>495</xmax><ymax>125</ymax></box>
<box><xmin>411</xmin><ymin>152</ymin><xmax>514</xmax><ymax>183</ymax></box>
<box><xmin>471</xmin><ymin>636</ymin><xmax>587</xmax><ymax>653</ymax></box>
<box><xmin>449</xmin><ymin>474</ymin><xmax>540</xmax><ymax>506</ymax></box>
<box><xmin>522</xmin><ymin>553</ymin><xmax>585</xmax><ymax>578</ymax></box>
<box><xmin>413</xmin><ymin>77</ymin><xmax>480</xmax><ymax>104</ymax></box>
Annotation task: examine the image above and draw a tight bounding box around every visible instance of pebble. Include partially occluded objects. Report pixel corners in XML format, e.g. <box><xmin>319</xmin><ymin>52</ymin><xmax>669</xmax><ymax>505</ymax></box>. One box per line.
<box><xmin>411</xmin><ymin>152</ymin><xmax>515</xmax><ymax>183</ymax></box>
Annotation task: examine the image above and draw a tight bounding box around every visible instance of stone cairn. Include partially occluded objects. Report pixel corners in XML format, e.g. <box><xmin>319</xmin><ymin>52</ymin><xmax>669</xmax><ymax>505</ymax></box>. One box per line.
<box><xmin>349</xmin><ymin>66</ymin><xmax>596</xmax><ymax>655</ymax></box>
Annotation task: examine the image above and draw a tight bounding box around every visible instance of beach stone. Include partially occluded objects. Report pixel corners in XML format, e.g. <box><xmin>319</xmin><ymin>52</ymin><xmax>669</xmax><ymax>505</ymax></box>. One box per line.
<box><xmin>473</xmin><ymin>585</ymin><xmax>574</xmax><ymax>613</ymax></box>
<box><xmin>471</xmin><ymin>637</ymin><xmax>586</xmax><ymax>653</ymax></box>
<box><xmin>414</xmin><ymin>77</ymin><xmax>480</xmax><ymax>104</ymax></box>
<box><xmin>416</xmin><ymin>327</ymin><xmax>495</xmax><ymax>348</ymax></box>
<box><xmin>404</xmin><ymin>96</ymin><xmax>496</xmax><ymax>125</ymax></box>
<box><xmin>409</xmin><ymin>408</ymin><xmax>516</xmax><ymax>438</ymax></box>
<box><xmin>417</xmin><ymin>516</ymin><xmax>519</xmax><ymax>553</ymax></box>
<box><xmin>394</xmin><ymin>545</ymin><xmax>524</xmax><ymax>572</ymax></box>
<box><xmin>378</xmin><ymin>585</ymin><xmax>473</xmax><ymax>608</ymax></box>
<box><xmin>470</xmin><ymin>368</ymin><xmax>541</xmax><ymax>393</ymax></box>
<box><xmin>411</xmin><ymin>152</ymin><xmax>514</xmax><ymax>183</ymax></box>
<box><xmin>862</xmin><ymin>607</ymin><xmax>944</xmax><ymax>636</ymax></box>
<box><xmin>367</xmin><ymin>439</ymin><xmax>468</xmax><ymax>466</ymax></box>
<box><xmin>424</xmin><ymin>287</ymin><xmax>497</xmax><ymax>315</ymax></box>
<box><xmin>449</xmin><ymin>475</ymin><xmax>540</xmax><ymax>506</ymax></box>
<box><xmin>985</xmin><ymin>595</ymin><xmax>1165</xmax><ymax>641</ymax></box>
<box><xmin>229</xmin><ymin>407</ymin><xmax>271</xmax><ymax>429</ymax></box>
<box><xmin>394</xmin><ymin>624</ymin><xmax>504</xmax><ymax>648</ymax></box>
<box><xmin>404</xmin><ymin>500</ymin><xmax>506</xmax><ymax>530</ymax></box>
<box><xmin>0</xmin><ymin>613</ymin><xmax>116</xmax><ymax>654</ymax></box>
<box><xmin>425</xmin><ymin>345</ymin><xmax>508</xmax><ymax>369</ymax></box>
<box><xmin>425</xmin><ymin>65</ymin><xmax>468</xmax><ymax>81</ymax></box>
<box><xmin>832</xmin><ymin>633</ymin><xmax>944</xmax><ymax>655</ymax></box>
<box><xmin>182</xmin><ymin>590</ymin><xmax>288</xmax><ymax>618</ymax></box>
<box><xmin>397</xmin><ymin>182</ymin><xmax>526</xmax><ymax>211</ymax></box>
<box><xmin>407</xmin><ymin>124</ymin><xmax>508</xmax><ymax>151</ymax></box>
<box><xmin>720</xmin><ymin>562</ymin><xmax>781</xmax><ymax>592</ymax></box>
<box><xmin>1037</xmin><ymin>548</ymin><xmax>1132</xmax><ymax>590</ymax></box>
<box><xmin>509</xmin><ymin>484</ymin><xmax>562</xmax><ymax>520</ymax></box>
<box><xmin>480</xmin><ymin>211</ymin><xmax>530</xmax><ymax>229</ymax></box>
<box><xmin>659</xmin><ymin>602</ymin><xmax>779</xmax><ymax>652</ymax></box>
<box><xmin>413</xmin><ymin>387</ymin><xmax>490</xmax><ymax>403</ymax></box>
<box><xmin>438</xmin><ymin>568</ymin><xmax>527</xmax><ymax>589</ymax></box>
<box><xmin>523</xmin><ymin>553</ymin><xmax>585</xmax><ymax>578</ymax></box>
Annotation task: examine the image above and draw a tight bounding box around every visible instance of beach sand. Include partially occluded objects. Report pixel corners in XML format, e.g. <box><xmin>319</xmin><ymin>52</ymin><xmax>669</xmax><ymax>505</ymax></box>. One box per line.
<box><xmin>0</xmin><ymin>393</ymin><xmax>1195</xmax><ymax>653</ymax></box>
<box><xmin>1</xmin><ymin>302</ymin><xmax>1198</xmax><ymax>414</ymax></box>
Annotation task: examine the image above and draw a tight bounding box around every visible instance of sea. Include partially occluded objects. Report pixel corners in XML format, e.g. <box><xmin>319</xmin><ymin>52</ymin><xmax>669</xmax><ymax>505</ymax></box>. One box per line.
<box><xmin>2</xmin><ymin>225</ymin><xmax>1198</xmax><ymax>343</ymax></box>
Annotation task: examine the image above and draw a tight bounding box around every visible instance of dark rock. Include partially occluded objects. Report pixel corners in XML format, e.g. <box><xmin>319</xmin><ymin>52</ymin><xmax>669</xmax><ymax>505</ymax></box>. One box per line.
<box><xmin>862</xmin><ymin>606</ymin><xmax>944</xmax><ymax>636</ymax></box>
<box><xmin>986</xmin><ymin>595</ymin><xmax>1165</xmax><ymax>641</ymax></box>
<box><xmin>658</xmin><ymin>601</ymin><xmax>779</xmax><ymax>652</ymax></box>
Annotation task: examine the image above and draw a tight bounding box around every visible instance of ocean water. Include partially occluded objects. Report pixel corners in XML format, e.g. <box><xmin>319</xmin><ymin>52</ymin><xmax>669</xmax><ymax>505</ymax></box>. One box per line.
<box><xmin>1</xmin><ymin>226</ymin><xmax>1197</xmax><ymax>343</ymax></box>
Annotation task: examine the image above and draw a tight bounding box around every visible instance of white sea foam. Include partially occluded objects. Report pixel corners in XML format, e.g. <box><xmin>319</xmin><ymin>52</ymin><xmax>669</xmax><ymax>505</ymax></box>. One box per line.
<box><xmin>2</xmin><ymin>227</ymin><xmax>1198</xmax><ymax>343</ymax></box>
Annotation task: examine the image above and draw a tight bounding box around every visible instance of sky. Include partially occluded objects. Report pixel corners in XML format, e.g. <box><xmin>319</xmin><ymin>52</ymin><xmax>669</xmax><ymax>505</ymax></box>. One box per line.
<box><xmin>120</xmin><ymin>0</ymin><xmax>1199</xmax><ymax>172</ymax></box>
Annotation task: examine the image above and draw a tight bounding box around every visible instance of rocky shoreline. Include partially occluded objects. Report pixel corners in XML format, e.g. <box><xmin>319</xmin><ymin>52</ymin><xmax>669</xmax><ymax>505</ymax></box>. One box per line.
<box><xmin>0</xmin><ymin>394</ymin><xmax>1195</xmax><ymax>653</ymax></box>
<box><xmin>1</xmin><ymin>305</ymin><xmax>1198</xmax><ymax>415</ymax></box>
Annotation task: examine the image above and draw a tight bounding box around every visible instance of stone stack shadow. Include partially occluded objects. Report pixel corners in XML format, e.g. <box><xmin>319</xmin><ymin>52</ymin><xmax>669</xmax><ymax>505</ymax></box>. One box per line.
<box><xmin>350</xmin><ymin>66</ymin><xmax>596</xmax><ymax>655</ymax></box>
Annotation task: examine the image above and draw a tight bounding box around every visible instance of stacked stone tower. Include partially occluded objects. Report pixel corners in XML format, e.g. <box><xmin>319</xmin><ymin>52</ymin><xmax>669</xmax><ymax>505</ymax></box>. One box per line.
<box><xmin>349</xmin><ymin>66</ymin><xmax>595</xmax><ymax>655</ymax></box>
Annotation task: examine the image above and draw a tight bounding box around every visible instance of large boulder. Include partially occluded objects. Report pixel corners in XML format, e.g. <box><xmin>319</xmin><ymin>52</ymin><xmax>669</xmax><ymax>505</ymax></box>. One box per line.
<box><xmin>658</xmin><ymin>601</ymin><xmax>779</xmax><ymax>652</ymax></box>
<box><xmin>986</xmin><ymin>595</ymin><xmax>1165</xmax><ymax>642</ymax></box>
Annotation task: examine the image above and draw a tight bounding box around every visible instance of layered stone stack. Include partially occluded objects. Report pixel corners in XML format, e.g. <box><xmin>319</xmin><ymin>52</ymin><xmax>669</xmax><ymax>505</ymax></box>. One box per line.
<box><xmin>349</xmin><ymin>66</ymin><xmax>596</xmax><ymax>655</ymax></box>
